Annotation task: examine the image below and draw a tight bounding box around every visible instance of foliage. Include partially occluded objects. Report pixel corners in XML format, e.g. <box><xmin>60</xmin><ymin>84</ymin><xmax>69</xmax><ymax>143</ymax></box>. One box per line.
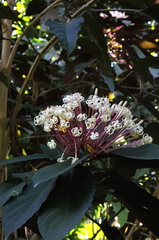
<box><xmin>1</xmin><ymin>0</ymin><xmax>159</xmax><ymax>239</ymax></box>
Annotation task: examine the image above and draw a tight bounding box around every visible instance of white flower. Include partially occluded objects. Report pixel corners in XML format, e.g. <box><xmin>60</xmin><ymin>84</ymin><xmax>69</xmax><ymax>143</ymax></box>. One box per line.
<box><xmin>71</xmin><ymin>127</ymin><xmax>83</xmax><ymax>137</ymax></box>
<box><xmin>77</xmin><ymin>113</ymin><xmax>87</xmax><ymax>121</ymax></box>
<box><xmin>63</xmin><ymin>102</ymin><xmax>79</xmax><ymax>111</ymax></box>
<box><xmin>65</xmin><ymin>111</ymin><xmax>75</xmax><ymax>119</ymax></box>
<box><xmin>57</xmin><ymin>157</ymin><xmax>65</xmax><ymax>162</ymax></box>
<box><xmin>44</xmin><ymin>124</ymin><xmax>51</xmax><ymax>132</ymax></box>
<box><xmin>60</xmin><ymin>119</ymin><xmax>70</xmax><ymax>129</ymax></box>
<box><xmin>100</xmin><ymin>114</ymin><xmax>111</xmax><ymax>122</ymax></box>
<box><xmin>90</xmin><ymin>132</ymin><xmax>99</xmax><ymax>140</ymax></box>
<box><xmin>143</xmin><ymin>134</ymin><xmax>153</xmax><ymax>144</ymax></box>
<box><xmin>105</xmin><ymin>125</ymin><xmax>115</xmax><ymax>135</ymax></box>
<box><xmin>109</xmin><ymin>11</ymin><xmax>128</xmax><ymax>19</ymax></box>
<box><xmin>47</xmin><ymin>139</ymin><xmax>57</xmax><ymax>149</ymax></box>
<box><xmin>67</xmin><ymin>156</ymin><xmax>79</xmax><ymax>164</ymax></box>
<box><xmin>53</xmin><ymin>106</ymin><xmax>65</xmax><ymax>116</ymax></box>
<box><xmin>85</xmin><ymin>114</ymin><xmax>98</xmax><ymax>129</ymax></box>
<box><xmin>34</xmin><ymin>89</ymin><xmax>153</xmax><ymax>159</ymax></box>
<box><xmin>62</xmin><ymin>92</ymin><xmax>84</xmax><ymax>103</ymax></box>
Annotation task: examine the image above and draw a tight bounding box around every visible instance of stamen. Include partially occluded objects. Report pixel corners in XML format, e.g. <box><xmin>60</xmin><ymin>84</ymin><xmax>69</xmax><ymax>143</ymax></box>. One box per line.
<box><xmin>34</xmin><ymin>90</ymin><xmax>153</xmax><ymax>160</ymax></box>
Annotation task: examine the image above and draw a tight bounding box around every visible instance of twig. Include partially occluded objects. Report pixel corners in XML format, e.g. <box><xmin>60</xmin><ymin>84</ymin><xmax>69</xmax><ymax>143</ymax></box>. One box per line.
<box><xmin>5</xmin><ymin>0</ymin><xmax>63</xmax><ymax>73</ymax></box>
<box><xmin>125</xmin><ymin>220</ymin><xmax>140</xmax><ymax>240</ymax></box>
<box><xmin>11</xmin><ymin>0</ymin><xmax>99</xmax><ymax>119</ymax></box>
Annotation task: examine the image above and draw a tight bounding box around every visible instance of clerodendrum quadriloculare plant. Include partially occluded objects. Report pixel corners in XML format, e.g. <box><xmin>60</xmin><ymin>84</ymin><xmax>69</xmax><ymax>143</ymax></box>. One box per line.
<box><xmin>34</xmin><ymin>89</ymin><xmax>153</xmax><ymax>163</ymax></box>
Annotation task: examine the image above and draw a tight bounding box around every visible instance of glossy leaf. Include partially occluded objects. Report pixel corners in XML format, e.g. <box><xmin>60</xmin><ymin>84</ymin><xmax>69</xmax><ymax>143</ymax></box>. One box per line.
<box><xmin>0</xmin><ymin>179</ymin><xmax>26</xmax><ymax>207</ymax></box>
<box><xmin>11</xmin><ymin>172</ymin><xmax>34</xmax><ymax>183</ymax></box>
<box><xmin>46</xmin><ymin>17</ymin><xmax>84</xmax><ymax>54</ymax></box>
<box><xmin>112</xmin><ymin>144</ymin><xmax>159</xmax><ymax>159</ymax></box>
<box><xmin>2</xmin><ymin>179</ymin><xmax>56</xmax><ymax>239</ymax></box>
<box><xmin>0</xmin><ymin>153</ymin><xmax>49</xmax><ymax>165</ymax></box>
<box><xmin>33</xmin><ymin>153</ymin><xmax>89</xmax><ymax>186</ymax></box>
<box><xmin>38</xmin><ymin>165</ymin><xmax>95</xmax><ymax>240</ymax></box>
<box><xmin>40</xmin><ymin>144</ymin><xmax>61</xmax><ymax>160</ymax></box>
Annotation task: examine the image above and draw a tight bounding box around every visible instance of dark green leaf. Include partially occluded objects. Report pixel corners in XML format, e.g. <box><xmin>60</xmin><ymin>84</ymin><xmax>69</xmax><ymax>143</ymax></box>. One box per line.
<box><xmin>2</xmin><ymin>179</ymin><xmax>56</xmax><ymax>239</ymax></box>
<box><xmin>0</xmin><ymin>4</ymin><xmax>16</xmax><ymax>20</ymax></box>
<box><xmin>101</xmin><ymin>74</ymin><xmax>115</xmax><ymax>91</ymax></box>
<box><xmin>101</xmin><ymin>218</ymin><xmax>125</xmax><ymax>240</ymax></box>
<box><xmin>0</xmin><ymin>153</ymin><xmax>49</xmax><ymax>165</ymax></box>
<box><xmin>142</xmin><ymin>5</ymin><xmax>159</xmax><ymax>21</ymax></box>
<box><xmin>83</xmin><ymin>12</ymin><xmax>108</xmax><ymax>50</ymax></box>
<box><xmin>145</xmin><ymin>123</ymin><xmax>159</xmax><ymax>145</ymax></box>
<box><xmin>149</xmin><ymin>67</ymin><xmax>159</xmax><ymax>79</ymax></box>
<box><xmin>132</xmin><ymin>45</ymin><xmax>145</xmax><ymax>58</ymax></box>
<box><xmin>111</xmin><ymin>202</ymin><xmax>128</xmax><ymax>227</ymax></box>
<box><xmin>38</xmin><ymin>165</ymin><xmax>95</xmax><ymax>240</ymax></box>
<box><xmin>133</xmin><ymin>168</ymin><xmax>150</xmax><ymax>180</ymax></box>
<box><xmin>118</xmin><ymin>0</ymin><xmax>155</xmax><ymax>7</ymax></box>
<box><xmin>113</xmin><ymin>63</ymin><xmax>124</xmax><ymax>76</ymax></box>
<box><xmin>26</xmin><ymin>0</ymin><xmax>47</xmax><ymax>15</ymax></box>
<box><xmin>40</xmin><ymin>144</ymin><xmax>61</xmax><ymax>160</ymax></box>
<box><xmin>0</xmin><ymin>71</ymin><xmax>10</xmax><ymax>87</ymax></box>
<box><xmin>112</xmin><ymin>144</ymin><xmax>159</xmax><ymax>159</ymax></box>
<box><xmin>46</xmin><ymin>17</ymin><xmax>84</xmax><ymax>54</ymax></box>
<box><xmin>104</xmin><ymin>173</ymin><xmax>159</xmax><ymax>236</ymax></box>
<box><xmin>78</xmin><ymin>37</ymin><xmax>111</xmax><ymax>72</ymax></box>
<box><xmin>11</xmin><ymin>172</ymin><xmax>34</xmax><ymax>184</ymax></box>
<box><xmin>138</xmin><ymin>97</ymin><xmax>159</xmax><ymax>120</ymax></box>
<box><xmin>134</xmin><ymin>57</ymin><xmax>159</xmax><ymax>79</ymax></box>
<box><xmin>0</xmin><ymin>179</ymin><xmax>26</xmax><ymax>207</ymax></box>
<box><xmin>33</xmin><ymin>153</ymin><xmax>89</xmax><ymax>186</ymax></box>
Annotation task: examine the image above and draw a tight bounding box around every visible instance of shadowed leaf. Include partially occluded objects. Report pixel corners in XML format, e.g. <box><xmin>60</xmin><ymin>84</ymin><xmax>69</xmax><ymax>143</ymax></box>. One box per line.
<box><xmin>38</xmin><ymin>165</ymin><xmax>95</xmax><ymax>240</ymax></box>
<box><xmin>2</xmin><ymin>179</ymin><xmax>56</xmax><ymax>239</ymax></box>
<box><xmin>46</xmin><ymin>17</ymin><xmax>84</xmax><ymax>54</ymax></box>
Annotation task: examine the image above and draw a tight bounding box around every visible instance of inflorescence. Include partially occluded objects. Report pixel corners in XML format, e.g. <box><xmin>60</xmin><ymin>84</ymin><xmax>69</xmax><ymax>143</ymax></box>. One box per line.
<box><xmin>34</xmin><ymin>90</ymin><xmax>152</xmax><ymax>163</ymax></box>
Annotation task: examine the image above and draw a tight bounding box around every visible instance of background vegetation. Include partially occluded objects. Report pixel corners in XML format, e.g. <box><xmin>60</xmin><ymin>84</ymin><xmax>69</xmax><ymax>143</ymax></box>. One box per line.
<box><xmin>1</xmin><ymin>0</ymin><xmax>159</xmax><ymax>239</ymax></box>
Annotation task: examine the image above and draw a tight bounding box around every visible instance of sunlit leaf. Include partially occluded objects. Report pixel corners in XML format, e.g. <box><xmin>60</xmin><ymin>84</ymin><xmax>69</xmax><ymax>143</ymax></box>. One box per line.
<box><xmin>38</xmin><ymin>165</ymin><xmax>95</xmax><ymax>240</ymax></box>
<box><xmin>111</xmin><ymin>201</ymin><xmax>128</xmax><ymax>227</ymax></box>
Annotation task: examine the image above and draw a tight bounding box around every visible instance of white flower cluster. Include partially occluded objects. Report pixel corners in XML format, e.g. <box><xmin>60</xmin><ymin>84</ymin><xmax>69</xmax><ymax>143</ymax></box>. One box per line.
<box><xmin>34</xmin><ymin>90</ymin><xmax>153</xmax><ymax>159</ymax></box>
<box><xmin>109</xmin><ymin>11</ymin><xmax>128</xmax><ymax>19</ymax></box>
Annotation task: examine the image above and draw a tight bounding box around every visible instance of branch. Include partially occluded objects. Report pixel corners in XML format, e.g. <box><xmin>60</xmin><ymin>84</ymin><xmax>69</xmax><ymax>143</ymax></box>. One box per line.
<box><xmin>5</xmin><ymin>0</ymin><xmax>63</xmax><ymax>73</ymax></box>
<box><xmin>11</xmin><ymin>0</ymin><xmax>99</xmax><ymax>119</ymax></box>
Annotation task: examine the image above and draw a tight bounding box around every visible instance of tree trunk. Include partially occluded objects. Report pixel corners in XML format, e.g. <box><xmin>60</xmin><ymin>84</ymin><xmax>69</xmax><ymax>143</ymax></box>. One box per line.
<box><xmin>0</xmin><ymin>0</ymin><xmax>15</xmax><ymax>182</ymax></box>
